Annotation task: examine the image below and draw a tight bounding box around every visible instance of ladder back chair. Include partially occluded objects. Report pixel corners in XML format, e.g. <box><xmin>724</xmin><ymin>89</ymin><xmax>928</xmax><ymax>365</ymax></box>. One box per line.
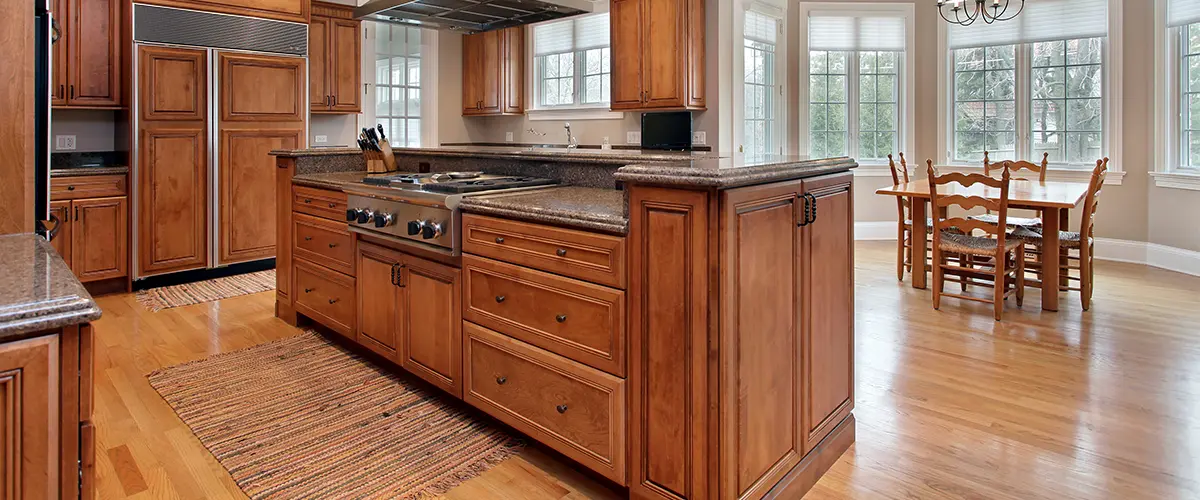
<box><xmin>926</xmin><ymin>160</ymin><xmax>1025</xmax><ymax>321</ymax></box>
<box><xmin>888</xmin><ymin>153</ymin><xmax>933</xmax><ymax>281</ymax></box>
<box><xmin>1012</xmin><ymin>158</ymin><xmax>1108</xmax><ymax>310</ymax></box>
<box><xmin>973</xmin><ymin>151</ymin><xmax>1049</xmax><ymax>228</ymax></box>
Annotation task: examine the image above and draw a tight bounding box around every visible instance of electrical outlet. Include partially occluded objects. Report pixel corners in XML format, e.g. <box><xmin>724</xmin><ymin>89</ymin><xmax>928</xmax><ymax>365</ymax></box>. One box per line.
<box><xmin>314</xmin><ymin>135</ymin><xmax>328</xmax><ymax>144</ymax></box>
<box><xmin>505</xmin><ymin>132</ymin><xmax>514</xmax><ymax>142</ymax></box>
<box><xmin>626</xmin><ymin>131</ymin><xmax>641</xmax><ymax>144</ymax></box>
<box><xmin>692</xmin><ymin>131</ymin><xmax>706</xmax><ymax>145</ymax></box>
<box><xmin>55</xmin><ymin>135</ymin><xmax>76</xmax><ymax>151</ymax></box>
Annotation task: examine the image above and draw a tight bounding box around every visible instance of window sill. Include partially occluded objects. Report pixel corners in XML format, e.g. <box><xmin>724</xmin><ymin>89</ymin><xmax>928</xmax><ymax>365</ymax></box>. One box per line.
<box><xmin>1151</xmin><ymin>171</ymin><xmax>1200</xmax><ymax>191</ymax></box>
<box><xmin>526</xmin><ymin>107</ymin><xmax>625</xmax><ymax>121</ymax></box>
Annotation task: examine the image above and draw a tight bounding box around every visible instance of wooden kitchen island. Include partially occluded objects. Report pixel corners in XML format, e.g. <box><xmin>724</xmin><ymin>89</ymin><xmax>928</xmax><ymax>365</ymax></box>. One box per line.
<box><xmin>272</xmin><ymin>148</ymin><xmax>857</xmax><ymax>499</ymax></box>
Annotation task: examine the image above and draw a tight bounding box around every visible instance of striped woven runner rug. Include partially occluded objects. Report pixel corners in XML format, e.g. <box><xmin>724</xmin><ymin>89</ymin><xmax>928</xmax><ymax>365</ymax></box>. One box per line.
<box><xmin>148</xmin><ymin>332</ymin><xmax>523</xmax><ymax>499</ymax></box>
<box><xmin>136</xmin><ymin>270</ymin><xmax>276</xmax><ymax>312</ymax></box>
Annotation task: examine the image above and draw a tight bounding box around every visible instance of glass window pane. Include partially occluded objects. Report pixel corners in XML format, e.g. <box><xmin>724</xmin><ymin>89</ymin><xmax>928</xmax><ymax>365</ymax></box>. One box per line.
<box><xmin>859</xmin><ymin>132</ymin><xmax>875</xmax><ymax>159</ymax></box>
<box><xmin>828</xmin><ymin>132</ymin><xmax>846</xmax><ymax>156</ymax></box>
<box><xmin>1032</xmin><ymin>67</ymin><xmax>1066</xmax><ymax>99</ymax></box>
<box><xmin>1067</xmin><ymin>38</ymin><xmax>1102</xmax><ymax>65</ymax></box>
<box><xmin>811</xmin><ymin>105</ymin><xmax>828</xmax><ymax>132</ymax></box>
<box><xmin>986</xmin><ymin>45</ymin><xmax>1015</xmax><ymax>69</ymax></box>
<box><xmin>810</xmin><ymin>75</ymin><xmax>827</xmax><ymax>102</ymax></box>
<box><xmin>859</xmin><ymin>104</ymin><xmax>876</xmax><ymax>132</ymax></box>
<box><xmin>957</xmin><ymin>102</ymin><xmax>985</xmax><ymax>132</ymax></box>
<box><xmin>407</xmin><ymin>119</ymin><xmax>420</xmax><ymax>146</ymax></box>
<box><xmin>1033</xmin><ymin>40</ymin><xmax>1065</xmax><ymax>67</ymax></box>
<box><xmin>391</xmin><ymin>57</ymin><xmax>406</xmax><ymax>86</ymax></box>
<box><xmin>407</xmin><ymin>88</ymin><xmax>420</xmax><ymax>116</ymax></box>
<box><xmin>829</xmin><ymin>75</ymin><xmax>846</xmax><ymax>102</ymax></box>
<box><xmin>407</xmin><ymin>27</ymin><xmax>421</xmax><ymax>57</ymax></box>
<box><xmin>956</xmin><ymin>71</ymin><xmax>985</xmax><ymax>101</ymax></box>
<box><xmin>1067</xmin><ymin>65</ymin><xmax>1102</xmax><ymax>98</ymax></box>
<box><xmin>878</xmin><ymin>104</ymin><xmax>897</xmax><ymax>130</ymax></box>
<box><xmin>393</xmin><ymin>87</ymin><xmax>403</xmax><ymax>117</ymax></box>
<box><xmin>1067</xmin><ymin>98</ymin><xmax>1103</xmax><ymax>131</ymax></box>
<box><xmin>955</xmin><ymin>48</ymin><xmax>984</xmax><ymax>71</ymax></box>
<box><xmin>375</xmin><ymin>24</ymin><xmax>389</xmax><ymax>55</ymax></box>
<box><xmin>986</xmin><ymin>69</ymin><xmax>1015</xmax><ymax>100</ymax></box>
<box><xmin>376</xmin><ymin>86</ymin><xmax>390</xmax><ymax>117</ymax></box>
<box><xmin>859</xmin><ymin>51</ymin><xmax>877</xmax><ymax>74</ymax></box>
<box><xmin>877</xmin><ymin>74</ymin><xmax>896</xmax><ymax>102</ymax></box>
<box><xmin>408</xmin><ymin>58</ymin><xmax>421</xmax><ymax>87</ymax></box>
<box><xmin>860</xmin><ymin>74</ymin><xmax>877</xmax><ymax>103</ymax></box>
<box><xmin>390</xmin><ymin>26</ymin><xmax>407</xmax><ymax>56</ymax></box>
<box><xmin>828</xmin><ymin>51</ymin><xmax>848</xmax><ymax>73</ymax></box>
<box><xmin>986</xmin><ymin>102</ymin><xmax>1015</xmax><ymax>132</ymax></box>
<box><xmin>828</xmin><ymin>104</ymin><xmax>847</xmax><ymax>131</ymax></box>
<box><xmin>810</xmin><ymin>51</ymin><xmax>828</xmax><ymax>74</ymax></box>
<box><xmin>376</xmin><ymin>55</ymin><xmax>390</xmax><ymax>86</ymax></box>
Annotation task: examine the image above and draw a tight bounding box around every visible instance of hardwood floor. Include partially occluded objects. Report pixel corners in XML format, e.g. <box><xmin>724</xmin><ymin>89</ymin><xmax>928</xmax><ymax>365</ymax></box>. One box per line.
<box><xmin>89</xmin><ymin>241</ymin><xmax>1200</xmax><ymax>499</ymax></box>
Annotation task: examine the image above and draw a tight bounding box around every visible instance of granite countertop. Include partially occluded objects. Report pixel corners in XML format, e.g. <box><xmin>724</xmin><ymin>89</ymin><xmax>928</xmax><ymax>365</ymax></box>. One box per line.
<box><xmin>292</xmin><ymin>171</ymin><xmax>388</xmax><ymax>190</ymax></box>
<box><xmin>615</xmin><ymin>155</ymin><xmax>858</xmax><ymax>188</ymax></box>
<box><xmin>271</xmin><ymin>145</ymin><xmax>721</xmax><ymax>165</ymax></box>
<box><xmin>50</xmin><ymin>165</ymin><xmax>129</xmax><ymax>177</ymax></box>
<box><xmin>459</xmin><ymin>186</ymin><xmax>628</xmax><ymax>235</ymax></box>
<box><xmin>0</xmin><ymin>234</ymin><xmax>101</xmax><ymax>340</ymax></box>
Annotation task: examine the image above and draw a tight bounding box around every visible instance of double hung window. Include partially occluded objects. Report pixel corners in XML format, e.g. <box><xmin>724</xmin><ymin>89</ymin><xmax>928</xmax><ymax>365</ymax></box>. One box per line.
<box><xmin>374</xmin><ymin>23</ymin><xmax>423</xmax><ymax>147</ymax></box>
<box><xmin>743</xmin><ymin>9</ymin><xmax>781</xmax><ymax>157</ymax></box>
<box><xmin>532</xmin><ymin>14</ymin><xmax>611</xmax><ymax>108</ymax></box>
<box><xmin>1168</xmin><ymin>0</ymin><xmax>1200</xmax><ymax>169</ymax></box>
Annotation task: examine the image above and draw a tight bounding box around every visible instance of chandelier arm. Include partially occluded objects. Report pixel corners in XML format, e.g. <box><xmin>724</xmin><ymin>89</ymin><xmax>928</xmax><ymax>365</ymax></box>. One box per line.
<box><xmin>997</xmin><ymin>0</ymin><xmax>1023</xmax><ymax>21</ymax></box>
<box><xmin>955</xmin><ymin>4</ymin><xmax>977</xmax><ymax>27</ymax></box>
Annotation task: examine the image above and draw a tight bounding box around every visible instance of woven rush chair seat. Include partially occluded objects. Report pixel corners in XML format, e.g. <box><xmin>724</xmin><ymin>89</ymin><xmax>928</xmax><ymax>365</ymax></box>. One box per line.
<box><xmin>1011</xmin><ymin>227</ymin><xmax>1090</xmax><ymax>249</ymax></box>
<box><xmin>940</xmin><ymin>231</ymin><xmax>1023</xmax><ymax>255</ymax></box>
<box><xmin>968</xmin><ymin>213</ymin><xmax>1042</xmax><ymax>228</ymax></box>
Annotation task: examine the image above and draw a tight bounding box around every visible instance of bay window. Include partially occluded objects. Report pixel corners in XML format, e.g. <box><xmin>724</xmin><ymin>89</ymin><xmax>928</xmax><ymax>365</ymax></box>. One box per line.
<box><xmin>743</xmin><ymin>9</ymin><xmax>781</xmax><ymax>157</ymax></box>
<box><xmin>1184</xmin><ymin>23</ymin><xmax>1200</xmax><ymax>168</ymax></box>
<box><xmin>1167</xmin><ymin>0</ymin><xmax>1200</xmax><ymax>171</ymax></box>
<box><xmin>532</xmin><ymin>14</ymin><xmax>611</xmax><ymax>108</ymax></box>
<box><xmin>947</xmin><ymin>0</ymin><xmax>1110</xmax><ymax>166</ymax></box>
<box><xmin>801</xmin><ymin>6</ymin><xmax>910</xmax><ymax>162</ymax></box>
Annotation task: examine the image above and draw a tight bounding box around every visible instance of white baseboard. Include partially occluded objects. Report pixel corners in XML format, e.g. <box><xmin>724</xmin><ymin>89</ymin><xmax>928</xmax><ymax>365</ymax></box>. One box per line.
<box><xmin>855</xmin><ymin>222</ymin><xmax>1200</xmax><ymax>277</ymax></box>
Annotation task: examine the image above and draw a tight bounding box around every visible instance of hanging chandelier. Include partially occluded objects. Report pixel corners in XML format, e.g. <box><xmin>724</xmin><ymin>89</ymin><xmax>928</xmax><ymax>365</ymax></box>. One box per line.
<box><xmin>937</xmin><ymin>0</ymin><xmax>1024</xmax><ymax>26</ymax></box>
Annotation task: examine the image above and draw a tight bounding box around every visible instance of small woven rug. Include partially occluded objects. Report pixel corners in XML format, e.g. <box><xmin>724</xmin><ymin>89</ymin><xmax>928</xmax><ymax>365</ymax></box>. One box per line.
<box><xmin>136</xmin><ymin>270</ymin><xmax>276</xmax><ymax>312</ymax></box>
<box><xmin>147</xmin><ymin>332</ymin><xmax>523</xmax><ymax>499</ymax></box>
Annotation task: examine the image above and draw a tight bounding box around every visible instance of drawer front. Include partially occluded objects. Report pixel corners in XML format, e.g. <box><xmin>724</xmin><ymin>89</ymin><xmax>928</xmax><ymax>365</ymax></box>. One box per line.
<box><xmin>464</xmin><ymin>255</ymin><xmax>624</xmax><ymax>376</ymax></box>
<box><xmin>293</xmin><ymin>213</ymin><xmax>355</xmax><ymax>276</ymax></box>
<box><xmin>293</xmin><ymin>185</ymin><xmax>348</xmax><ymax>221</ymax></box>
<box><xmin>293</xmin><ymin>259</ymin><xmax>356</xmax><ymax>337</ymax></box>
<box><xmin>462</xmin><ymin>214</ymin><xmax>626</xmax><ymax>289</ymax></box>
<box><xmin>50</xmin><ymin>175</ymin><xmax>127</xmax><ymax>200</ymax></box>
<box><xmin>464</xmin><ymin>323</ymin><xmax>626</xmax><ymax>485</ymax></box>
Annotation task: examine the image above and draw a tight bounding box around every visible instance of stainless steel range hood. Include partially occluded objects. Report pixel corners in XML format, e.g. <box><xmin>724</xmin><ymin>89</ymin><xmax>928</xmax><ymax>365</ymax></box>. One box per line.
<box><xmin>355</xmin><ymin>0</ymin><xmax>593</xmax><ymax>34</ymax></box>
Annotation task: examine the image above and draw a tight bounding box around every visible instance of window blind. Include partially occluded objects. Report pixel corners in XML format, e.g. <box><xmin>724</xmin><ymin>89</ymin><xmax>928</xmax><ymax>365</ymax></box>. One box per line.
<box><xmin>533</xmin><ymin>13</ymin><xmax>610</xmax><ymax>56</ymax></box>
<box><xmin>947</xmin><ymin>0</ymin><xmax>1108</xmax><ymax>49</ymax></box>
<box><xmin>1169</xmin><ymin>0</ymin><xmax>1200</xmax><ymax>27</ymax></box>
<box><xmin>808</xmin><ymin>12</ymin><xmax>906</xmax><ymax>51</ymax></box>
<box><xmin>745</xmin><ymin>10</ymin><xmax>779</xmax><ymax>45</ymax></box>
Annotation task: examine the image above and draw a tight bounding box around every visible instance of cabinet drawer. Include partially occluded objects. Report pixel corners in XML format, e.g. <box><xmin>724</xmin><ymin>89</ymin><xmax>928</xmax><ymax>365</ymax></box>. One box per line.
<box><xmin>50</xmin><ymin>175</ymin><xmax>126</xmax><ymax>200</ymax></box>
<box><xmin>462</xmin><ymin>214</ymin><xmax>626</xmax><ymax>289</ymax></box>
<box><xmin>464</xmin><ymin>323</ymin><xmax>626</xmax><ymax>485</ymax></box>
<box><xmin>293</xmin><ymin>185</ymin><xmax>348</xmax><ymax>221</ymax></box>
<box><xmin>293</xmin><ymin>213</ymin><xmax>355</xmax><ymax>276</ymax></box>
<box><xmin>294</xmin><ymin>259</ymin><xmax>355</xmax><ymax>337</ymax></box>
<box><xmin>464</xmin><ymin>255</ymin><xmax>624</xmax><ymax>376</ymax></box>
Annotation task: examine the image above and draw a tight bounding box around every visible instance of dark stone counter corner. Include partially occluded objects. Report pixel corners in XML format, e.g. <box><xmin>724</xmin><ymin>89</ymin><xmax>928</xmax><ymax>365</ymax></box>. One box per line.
<box><xmin>0</xmin><ymin>234</ymin><xmax>101</xmax><ymax>339</ymax></box>
<box><xmin>459</xmin><ymin>186</ymin><xmax>629</xmax><ymax>235</ymax></box>
<box><xmin>614</xmin><ymin>155</ymin><xmax>858</xmax><ymax>188</ymax></box>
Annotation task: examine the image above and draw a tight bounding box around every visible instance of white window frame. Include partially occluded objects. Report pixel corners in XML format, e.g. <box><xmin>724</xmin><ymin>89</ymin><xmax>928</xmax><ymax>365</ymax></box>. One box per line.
<box><xmin>797</xmin><ymin>2</ymin><xmax>916</xmax><ymax>171</ymax></box>
<box><xmin>361</xmin><ymin>22</ymin><xmax>438</xmax><ymax>147</ymax></box>
<box><xmin>1153</xmin><ymin>0</ymin><xmax>1200</xmax><ymax>190</ymax></box>
<box><xmin>736</xmin><ymin>2</ymin><xmax>786</xmax><ymax>157</ymax></box>
<box><xmin>526</xmin><ymin>11</ymin><xmax>624</xmax><ymax>121</ymax></box>
<box><xmin>936</xmin><ymin>0</ymin><xmax>1125</xmax><ymax>184</ymax></box>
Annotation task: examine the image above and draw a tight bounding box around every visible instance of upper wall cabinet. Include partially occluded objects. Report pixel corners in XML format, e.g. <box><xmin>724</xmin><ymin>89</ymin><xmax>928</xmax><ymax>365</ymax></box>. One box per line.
<box><xmin>462</xmin><ymin>27</ymin><xmax>524</xmax><ymax>116</ymax></box>
<box><xmin>610</xmin><ymin>0</ymin><xmax>705</xmax><ymax>111</ymax></box>
<box><xmin>310</xmin><ymin>2</ymin><xmax>361</xmax><ymax>114</ymax></box>
<box><xmin>137</xmin><ymin>0</ymin><xmax>308</xmax><ymax>24</ymax></box>
<box><xmin>52</xmin><ymin>0</ymin><xmax>122</xmax><ymax>108</ymax></box>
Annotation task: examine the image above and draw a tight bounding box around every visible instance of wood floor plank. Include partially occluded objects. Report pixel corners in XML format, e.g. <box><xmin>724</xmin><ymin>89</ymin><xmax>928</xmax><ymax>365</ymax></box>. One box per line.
<box><xmin>86</xmin><ymin>242</ymin><xmax>1200</xmax><ymax>498</ymax></box>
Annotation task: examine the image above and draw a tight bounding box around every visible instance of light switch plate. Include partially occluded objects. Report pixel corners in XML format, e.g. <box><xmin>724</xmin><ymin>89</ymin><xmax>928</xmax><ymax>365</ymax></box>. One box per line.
<box><xmin>692</xmin><ymin>131</ymin><xmax>706</xmax><ymax>145</ymax></box>
<box><xmin>314</xmin><ymin>135</ymin><xmax>328</xmax><ymax>144</ymax></box>
<box><xmin>627</xmin><ymin>131</ymin><xmax>641</xmax><ymax>144</ymax></box>
<box><xmin>55</xmin><ymin>135</ymin><xmax>76</xmax><ymax>151</ymax></box>
<box><xmin>506</xmin><ymin>132</ymin><xmax>514</xmax><ymax>142</ymax></box>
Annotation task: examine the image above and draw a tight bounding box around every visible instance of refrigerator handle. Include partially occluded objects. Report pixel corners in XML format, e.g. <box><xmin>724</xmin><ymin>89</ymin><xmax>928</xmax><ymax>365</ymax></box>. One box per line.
<box><xmin>38</xmin><ymin>212</ymin><xmax>62</xmax><ymax>242</ymax></box>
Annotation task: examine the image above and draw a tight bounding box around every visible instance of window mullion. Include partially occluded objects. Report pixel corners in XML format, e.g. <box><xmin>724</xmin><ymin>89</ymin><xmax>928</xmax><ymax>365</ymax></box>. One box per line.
<box><xmin>848</xmin><ymin>51</ymin><xmax>860</xmax><ymax>158</ymax></box>
<box><xmin>1016</xmin><ymin>42</ymin><xmax>1031</xmax><ymax>161</ymax></box>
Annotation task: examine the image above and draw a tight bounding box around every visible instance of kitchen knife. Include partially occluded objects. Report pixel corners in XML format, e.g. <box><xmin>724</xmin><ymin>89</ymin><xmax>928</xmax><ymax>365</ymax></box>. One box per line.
<box><xmin>377</xmin><ymin>124</ymin><xmax>387</xmax><ymax>142</ymax></box>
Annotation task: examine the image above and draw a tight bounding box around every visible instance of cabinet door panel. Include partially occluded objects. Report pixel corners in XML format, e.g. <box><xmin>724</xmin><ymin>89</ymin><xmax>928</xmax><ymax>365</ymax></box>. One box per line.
<box><xmin>642</xmin><ymin>0</ymin><xmax>683</xmax><ymax>107</ymax></box>
<box><xmin>479</xmin><ymin>30</ymin><xmax>501</xmax><ymax>113</ymax></box>
<box><xmin>329</xmin><ymin>19</ymin><xmax>361</xmax><ymax>112</ymax></box>
<box><xmin>49</xmin><ymin>200</ymin><xmax>72</xmax><ymax>266</ymax></box>
<box><xmin>139</xmin><ymin>47</ymin><xmax>207</xmax><ymax>121</ymax></box>
<box><xmin>51</xmin><ymin>0</ymin><xmax>68</xmax><ymax>105</ymax></box>
<box><xmin>138</xmin><ymin>128</ymin><xmax>208</xmax><ymax>275</ymax></box>
<box><xmin>462</xmin><ymin>33</ymin><xmax>482</xmax><ymax>114</ymax></box>
<box><xmin>801</xmin><ymin>177</ymin><xmax>854</xmax><ymax>453</ymax></box>
<box><xmin>609</xmin><ymin>0</ymin><xmax>643</xmax><ymax>109</ymax></box>
<box><xmin>401</xmin><ymin>256</ymin><xmax>462</xmax><ymax>397</ymax></box>
<box><xmin>500</xmin><ymin>27</ymin><xmax>524</xmax><ymax>114</ymax></box>
<box><xmin>219</xmin><ymin>52</ymin><xmax>306</xmax><ymax>122</ymax></box>
<box><xmin>219</xmin><ymin>130</ymin><xmax>299</xmax><ymax>265</ymax></box>
<box><xmin>308</xmin><ymin>17</ymin><xmax>330</xmax><ymax>110</ymax></box>
<box><xmin>0</xmin><ymin>335</ymin><xmax>59</xmax><ymax>500</ymax></box>
<box><xmin>72</xmin><ymin>196</ymin><xmax>128</xmax><ymax>282</ymax></box>
<box><xmin>356</xmin><ymin>242</ymin><xmax>403</xmax><ymax>359</ymax></box>
<box><xmin>67</xmin><ymin>0</ymin><xmax>120</xmax><ymax>106</ymax></box>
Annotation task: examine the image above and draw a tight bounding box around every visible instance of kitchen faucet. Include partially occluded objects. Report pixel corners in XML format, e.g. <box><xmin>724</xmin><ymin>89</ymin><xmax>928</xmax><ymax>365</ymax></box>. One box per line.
<box><xmin>564</xmin><ymin>122</ymin><xmax>578</xmax><ymax>149</ymax></box>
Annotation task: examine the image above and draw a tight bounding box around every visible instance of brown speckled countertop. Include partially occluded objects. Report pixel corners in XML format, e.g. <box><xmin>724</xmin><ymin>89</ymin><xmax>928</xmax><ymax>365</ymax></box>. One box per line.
<box><xmin>271</xmin><ymin>145</ymin><xmax>719</xmax><ymax>165</ymax></box>
<box><xmin>292</xmin><ymin>171</ymin><xmax>393</xmax><ymax>190</ymax></box>
<box><xmin>50</xmin><ymin>165</ymin><xmax>129</xmax><ymax>177</ymax></box>
<box><xmin>615</xmin><ymin>156</ymin><xmax>857</xmax><ymax>188</ymax></box>
<box><xmin>460</xmin><ymin>187</ymin><xmax>628</xmax><ymax>235</ymax></box>
<box><xmin>0</xmin><ymin>234</ymin><xmax>101</xmax><ymax>339</ymax></box>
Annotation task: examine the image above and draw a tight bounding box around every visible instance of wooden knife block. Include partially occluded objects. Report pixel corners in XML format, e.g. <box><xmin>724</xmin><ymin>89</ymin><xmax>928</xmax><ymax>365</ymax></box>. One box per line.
<box><xmin>363</xmin><ymin>139</ymin><xmax>398</xmax><ymax>173</ymax></box>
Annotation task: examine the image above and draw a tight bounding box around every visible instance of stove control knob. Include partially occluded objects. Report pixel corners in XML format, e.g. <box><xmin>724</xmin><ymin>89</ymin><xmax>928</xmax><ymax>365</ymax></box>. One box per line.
<box><xmin>407</xmin><ymin>220</ymin><xmax>425</xmax><ymax>236</ymax></box>
<box><xmin>373</xmin><ymin>212</ymin><xmax>394</xmax><ymax>228</ymax></box>
<box><xmin>421</xmin><ymin>222</ymin><xmax>443</xmax><ymax>239</ymax></box>
<box><xmin>356</xmin><ymin>209</ymin><xmax>375</xmax><ymax>225</ymax></box>
<box><xmin>345</xmin><ymin>208</ymin><xmax>362</xmax><ymax>222</ymax></box>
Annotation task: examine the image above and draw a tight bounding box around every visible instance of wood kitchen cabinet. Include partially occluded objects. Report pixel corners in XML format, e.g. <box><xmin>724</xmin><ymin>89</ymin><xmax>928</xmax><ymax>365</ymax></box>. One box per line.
<box><xmin>310</xmin><ymin>2</ymin><xmax>361</xmax><ymax>114</ymax></box>
<box><xmin>462</xmin><ymin>27</ymin><xmax>524</xmax><ymax>116</ymax></box>
<box><xmin>609</xmin><ymin>0</ymin><xmax>705</xmax><ymax>111</ymax></box>
<box><xmin>50</xmin><ymin>176</ymin><xmax>129</xmax><ymax>283</ymax></box>
<box><xmin>355</xmin><ymin>241</ymin><xmax>462</xmax><ymax>397</ymax></box>
<box><xmin>52</xmin><ymin>0</ymin><xmax>122</xmax><ymax>108</ymax></box>
<box><xmin>0</xmin><ymin>335</ymin><xmax>58</xmax><ymax>498</ymax></box>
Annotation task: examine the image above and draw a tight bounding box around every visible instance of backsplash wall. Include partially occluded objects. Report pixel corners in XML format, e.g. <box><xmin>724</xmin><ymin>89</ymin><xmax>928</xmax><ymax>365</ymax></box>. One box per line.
<box><xmin>51</xmin><ymin>109</ymin><xmax>117</xmax><ymax>152</ymax></box>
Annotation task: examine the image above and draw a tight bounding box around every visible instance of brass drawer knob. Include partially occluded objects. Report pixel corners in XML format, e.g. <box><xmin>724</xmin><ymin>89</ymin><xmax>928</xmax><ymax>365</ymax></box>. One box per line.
<box><xmin>555</xmin><ymin>314</ymin><xmax>567</xmax><ymax>323</ymax></box>
<box><xmin>495</xmin><ymin>236</ymin><xmax>505</xmax><ymax>244</ymax></box>
<box><xmin>495</xmin><ymin>295</ymin><xmax>506</xmax><ymax>303</ymax></box>
<box><xmin>496</xmin><ymin>376</ymin><xmax>507</xmax><ymax>385</ymax></box>
<box><xmin>555</xmin><ymin>404</ymin><xmax>568</xmax><ymax>414</ymax></box>
<box><xmin>556</xmin><ymin>248</ymin><xmax>567</xmax><ymax>257</ymax></box>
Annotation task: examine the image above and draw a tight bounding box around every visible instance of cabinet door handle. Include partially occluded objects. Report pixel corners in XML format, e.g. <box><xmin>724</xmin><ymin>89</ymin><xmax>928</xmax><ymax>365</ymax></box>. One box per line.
<box><xmin>69</xmin><ymin>85</ymin><xmax>74</xmax><ymax>99</ymax></box>
<box><xmin>67</xmin><ymin>185</ymin><xmax>75</xmax><ymax>191</ymax></box>
<box><xmin>555</xmin><ymin>314</ymin><xmax>567</xmax><ymax>323</ymax></box>
<box><xmin>495</xmin><ymin>376</ymin><xmax>507</xmax><ymax>385</ymax></box>
<box><xmin>495</xmin><ymin>295</ymin><xmax>506</xmax><ymax>303</ymax></box>
<box><xmin>555</xmin><ymin>248</ymin><xmax>567</xmax><ymax>257</ymax></box>
<box><xmin>391</xmin><ymin>263</ymin><xmax>406</xmax><ymax>287</ymax></box>
<box><xmin>74</xmin><ymin>206</ymin><xmax>79</xmax><ymax>221</ymax></box>
<box><xmin>303</xmin><ymin>236</ymin><xmax>313</xmax><ymax>241</ymax></box>
<box><xmin>58</xmin><ymin>85</ymin><xmax>64</xmax><ymax>98</ymax></box>
<box><xmin>494</xmin><ymin>236</ymin><xmax>504</xmax><ymax>244</ymax></box>
<box><xmin>555</xmin><ymin>404</ymin><xmax>568</xmax><ymax>414</ymax></box>
<box><xmin>807</xmin><ymin>193</ymin><xmax>818</xmax><ymax>224</ymax></box>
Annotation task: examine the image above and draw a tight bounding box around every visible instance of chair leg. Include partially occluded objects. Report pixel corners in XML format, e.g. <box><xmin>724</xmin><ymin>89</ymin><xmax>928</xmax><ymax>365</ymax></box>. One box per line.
<box><xmin>993</xmin><ymin>252</ymin><xmax>1004</xmax><ymax>321</ymax></box>
<box><xmin>1081</xmin><ymin>245</ymin><xmax>1093</xmax><ymax>311</ymax></box>
<box><xmin>1015</xmin><ymin>247</ymin><xmax>1025</xmax><ymax>307</ymax></box>
<box><xmin>960</xmin><ymin>253</ymin><xmax>969</xmax><ymax>292</ymax></box>
<box><xmin>931</xmin><ymin>248</ymin><xmax>943</xmax><ymax>310</ymax></box>
<box><xmin>897</xmin><ymin>225</ymin><xmax>907</xmax><ymax>281</ymax></box>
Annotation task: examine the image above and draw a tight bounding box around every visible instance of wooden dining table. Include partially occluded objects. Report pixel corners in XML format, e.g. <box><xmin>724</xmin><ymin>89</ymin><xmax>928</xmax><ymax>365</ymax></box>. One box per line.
<box><xmin>876</xmin><ymin>178</ymin><xmax>1092</xmax><ymax>311</ymax></box>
